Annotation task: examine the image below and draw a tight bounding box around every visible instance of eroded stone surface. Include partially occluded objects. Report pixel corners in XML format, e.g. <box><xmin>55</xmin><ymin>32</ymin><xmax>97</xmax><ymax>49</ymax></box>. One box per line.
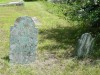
<box><xmin>77</xmin><ymin>33</ymin><xmax>94</xmax><ymax>58</ymax></box>
<box><xmin>10</xmin><ymin>16</ymin><xmax>38</xmax><ymax>64</ymax></box>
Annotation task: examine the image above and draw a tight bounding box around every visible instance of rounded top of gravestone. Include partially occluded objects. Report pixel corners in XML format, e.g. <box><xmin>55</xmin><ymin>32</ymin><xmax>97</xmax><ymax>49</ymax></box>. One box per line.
<box><xmin>14</xmin><ymin>16</ymin><xmax>35</xmax><ymax>27</ymax></box>
<box><xmin>11</xmin><ymin>16</ymin><xmax>38</xmax><ymax>34</ymax></box>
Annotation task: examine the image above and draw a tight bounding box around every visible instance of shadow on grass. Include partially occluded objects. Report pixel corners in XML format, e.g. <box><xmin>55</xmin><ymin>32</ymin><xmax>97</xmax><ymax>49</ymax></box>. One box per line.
<box><xmin>39</xmin><ymin>25</ymin><xmax>87</xmax><ymax>58</ymax></box>
<box><xmin>2</xmin><ymin>56</ymin><xmax>10</xmax><ymax>62</ymax></box>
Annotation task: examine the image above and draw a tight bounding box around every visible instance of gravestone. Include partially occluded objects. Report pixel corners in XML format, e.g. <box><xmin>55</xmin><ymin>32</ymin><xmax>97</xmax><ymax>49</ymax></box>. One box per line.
<box><xmin>10</xmin><ymin>16</ymin><xmax>38</xmax><ymax>64</ymax></box>
<box><xmin>76</xmin><ymin>33</ymin><xmax>94</xmax><ymax>58</ymax></box>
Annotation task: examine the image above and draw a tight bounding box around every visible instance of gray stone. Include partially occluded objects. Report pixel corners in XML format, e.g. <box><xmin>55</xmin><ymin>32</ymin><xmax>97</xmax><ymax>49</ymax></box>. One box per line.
<box><xmin>0</xmin><ymin>4</ymin><xmax>7</xmax><ymax>6</ymax></box>
<box><xmin>0</xmin><ymin>0</ymin><xmax>24</xmax><ymax>6</ymax></box>
<box><xmin>8</xmin><ymin>1</ymin><xmax>24</xmax><ymax>6</ymax></box>
<box><xmin>76</xmin><ymin>33</ymin><xmax>94</xmax><ymax>58</ymax></box>
<box><xmin>10</xmin><ymin>16</ymin><xmax>38</xmax><ymax>64</ymax></box>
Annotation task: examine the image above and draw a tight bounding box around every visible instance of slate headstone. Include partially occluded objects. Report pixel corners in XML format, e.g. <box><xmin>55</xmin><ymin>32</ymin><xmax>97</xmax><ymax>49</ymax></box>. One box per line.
<box><xmin>76</xmin><ymin>33</ymin><xmax>94</xmax><ymax>58</ymax></box>
<box><xmin>10</xmin><ymin>16</ymin><xmax>38</xmax><ymax>64</ymax></box>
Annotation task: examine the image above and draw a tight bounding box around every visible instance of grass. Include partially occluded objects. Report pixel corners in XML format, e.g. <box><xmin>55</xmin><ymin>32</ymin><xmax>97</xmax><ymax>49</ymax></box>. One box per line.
<box><xmin>0</xmin><ymin>0</ymin><xmax>9</xmax><ymax>3</ymax></box>
<box><xmin>0</xmin><ymin>0</ymin><xmax>21</xmax><ymax>3</ymax></box>
<box><xmin>0</xmin><ymin>1</ymin><xmax>100</xmax><ymax>75</ymax></box>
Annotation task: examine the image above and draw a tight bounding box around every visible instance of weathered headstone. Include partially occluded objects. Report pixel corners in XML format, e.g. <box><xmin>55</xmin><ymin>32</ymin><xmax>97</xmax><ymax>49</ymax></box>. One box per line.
<box><xmin>10</xmin><ymin>16</ymin><xmax>38</xmax><ymax>64</ymax></box>
<box><xmin>76</xmin><ymin>33</ymin><xmax>94</xmax><ymax>58</ymax></box>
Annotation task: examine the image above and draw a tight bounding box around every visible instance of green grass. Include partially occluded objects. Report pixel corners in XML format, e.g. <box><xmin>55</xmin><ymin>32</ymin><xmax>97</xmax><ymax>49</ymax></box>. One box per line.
<box><xmin>0</xmin><ymin>0</ymin><xmax>21</xmax><ymax>3</ymax></box>
<box><xmin>0</xmin><ymin>1</ymin><xmax>100</xmax><ymax>75</ymax></box>
<box><xmin>0</xmin><ymin>0</ymin><xmax>9</xmax><ymax>3</ymax></box>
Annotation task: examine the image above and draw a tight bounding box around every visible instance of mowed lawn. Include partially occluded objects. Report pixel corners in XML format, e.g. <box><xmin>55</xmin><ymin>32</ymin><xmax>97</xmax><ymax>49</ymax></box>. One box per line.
<box><xmin>0</xmin><ymin>1</ymin><xmax>100</xmax><ymax>75</ymax></box>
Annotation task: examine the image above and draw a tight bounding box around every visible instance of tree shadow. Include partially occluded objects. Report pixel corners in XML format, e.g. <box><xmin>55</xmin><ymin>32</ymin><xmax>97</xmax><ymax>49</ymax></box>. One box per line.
<box><xmin>39</xmin><ymin>25</ymin><xmax>88</xmax><ymax>58</ymax></box>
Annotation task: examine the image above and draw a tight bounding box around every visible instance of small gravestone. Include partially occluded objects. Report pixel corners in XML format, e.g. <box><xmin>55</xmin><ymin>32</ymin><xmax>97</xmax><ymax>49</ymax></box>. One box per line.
<box><xmin>10</xmin><ymin>16</ymin><xmax>38</xmax><ymax>64</ymax></box>
<box><xmin>76</xmin><ymin>33</ymin><xmax>94</xmax><ymax>58</ymax></box>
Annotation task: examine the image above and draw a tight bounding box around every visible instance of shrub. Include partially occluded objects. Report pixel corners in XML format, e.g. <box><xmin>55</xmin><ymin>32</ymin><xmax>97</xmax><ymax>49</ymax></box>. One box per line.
<box><xmin>44</xmin><ymin>0</ymin><xmax>100</xmax><ymax>58</ymax></box>
<box><xmin>67</xmin><ymin>0</ymin><xmax>100</xmax><ymax>27</ymax></box>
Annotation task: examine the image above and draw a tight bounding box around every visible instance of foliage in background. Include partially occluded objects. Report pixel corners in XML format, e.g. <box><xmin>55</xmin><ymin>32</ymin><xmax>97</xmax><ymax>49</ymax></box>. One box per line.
<box><xmin>43</xmin><ymin>2</ymin><xmax>67</xmax><ymax>18</ymax></box>
<box><xmin>47</xmin><ymin>0</ymin><xmax>100</xmax><ymax>29</ymax></box>
<box><xmin>44</xmin><ymin>0</ymin><xmax>100</xmax><ymax>58</ymax></box>
<box><xmin>68</xmin><ymin>0</ymin><xmax>100</xmax><ymax>27</ymax></box>
<box><xmin>66</xmin><ymin>0</ymin><xmax>100</xmax><ymax>58</ymax></box>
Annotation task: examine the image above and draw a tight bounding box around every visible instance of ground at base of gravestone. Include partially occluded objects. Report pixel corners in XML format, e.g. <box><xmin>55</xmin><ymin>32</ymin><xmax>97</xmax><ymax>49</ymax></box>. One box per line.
<box><xmin>0</xmin><ymin>1</ymin><xmax>100</xmax><ymax>75</ymax></box>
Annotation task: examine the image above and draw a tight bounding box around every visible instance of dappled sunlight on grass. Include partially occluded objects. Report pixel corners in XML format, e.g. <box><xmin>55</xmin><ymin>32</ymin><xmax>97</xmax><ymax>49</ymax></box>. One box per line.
<box><xmin>39</xmin><ymin>25</ymin><xmax>87</xmax><ymax>58</ymax></box>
